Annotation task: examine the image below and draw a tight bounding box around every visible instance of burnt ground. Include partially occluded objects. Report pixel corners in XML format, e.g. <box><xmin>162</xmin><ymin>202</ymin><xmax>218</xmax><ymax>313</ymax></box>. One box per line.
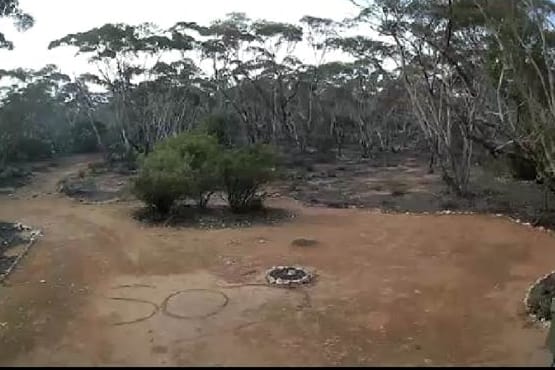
<box><xmin>56</xmin><ymin>160</ymin><xmax>133</xmax><ymax>203</ymax></box>
<box><xmin>134</xmin><ymin>203</ymin><xmax>295</xmax><ymax>230</ymax></box>
<box><xmin>54</xmin><ymin>149</ymin><xmax>555</xmax><ymax>230</ymax></box>
<box><xmin>276</xmin><ymin>149</ymin><xmax>555</xmax><ymax>228</ymax></box>
<box><xmin>527</xmin><ymin>272</ymin><xmax>555</xmax><ymax>322</ymax></box>
<box><xmin>1</xmin><ymin>152</ymin><xmax>555</xmax><ymax>365</ymax></box>
<box><xmin>0</xmin><ymin>160</ymin><xmax>59</xmax><ymax>193</ymax></box>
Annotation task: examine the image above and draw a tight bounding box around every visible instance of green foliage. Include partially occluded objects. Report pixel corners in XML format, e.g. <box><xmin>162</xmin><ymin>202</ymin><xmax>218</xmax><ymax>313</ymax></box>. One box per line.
<box><xmin>220</xmin><ymin>144</ymin><xmax>277</xmax><ymax>213</ymax></box>
<box><xmin>133</xmin><ymin>131</ymin><xmax>278</xmax><ymax>214</ymax></box>
<box><xmin>70</xmin><ymin>120</ymin><xmax>107</xmax><ymax>154</ymax></box>
<box><xmin>160</xmin><ymin>133</ymin><xmax>221</xmax><ymax>208</ymax></box>
<box><xmin>133</xmin><ymin>133</ymin><xmax>222</xmax><ymax>213</ymax></box>
<box><xmin>0</xmin><ymin>0</ymin><xmax>34</xmax><ymax>49</ymax></box>
<box><xmin>133</xmin><ymin>146</ymin><xmax>191</xmax><ymax>214</ymax></box>
<box><xmin>48</xmin><ymin>23</ymin><xmax>188</xmax><ymax>62</ymax></box>
<box><xmin>507</xmin><ymin>150</ymin><xmax>538</xmax><ymax>181</ymax></box>
<box><xmin>199</xmin><ymin>113</ymin><xmax>239</xmax><ymax>148</ymax></box>
<box><xmin>11</xmin><ymin>137</ymin><xmax>53</xmax><ymax>161</ymax></box>
<box><xmin>0</xmin><ymin>65</ymin><xmax>72</xmax><ymax>164</ymax></box>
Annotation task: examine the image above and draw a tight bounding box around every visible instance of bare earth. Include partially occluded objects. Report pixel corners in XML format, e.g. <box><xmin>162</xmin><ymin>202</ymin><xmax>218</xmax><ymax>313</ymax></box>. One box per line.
<box><xmin>0</xmin><ymin>155</ymin><xmax>554</xmax><ymax>366</ymax></box>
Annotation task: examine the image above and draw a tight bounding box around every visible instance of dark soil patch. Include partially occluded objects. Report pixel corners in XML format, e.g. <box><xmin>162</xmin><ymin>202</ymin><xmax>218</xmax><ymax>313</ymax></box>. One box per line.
<box><xmin>526</xmin><ymin>272</ymin><xmax>555</xmax><ymax>321</ymax></box>
<box><xmin>58</xmin><ymin>164</ymin><xmax>130</xmax><ymax>203</ymax></box>
<box><xmin>0</xmin><ymin>165</ymin><xmax>33</xmax><ymax>188</ymax></box>
<box><xmin>0</xmin><ymin>255</ymin><xmax>17</xmax><ymax>274</ymax></box>
<box><xmin>133</xmin><ymin>205</ymin><xmax>295</xmax><ymax>229</ymax></box>
<box><xmin>291</xmin><ymin>238</ymin><xmax>319</xmax><ymax>247</ymax></box>
<box><xmin>276</xmin><ymin>150</ymin><xmax>555</xmax><ymax>233</ymax></box>
<box><xmin>0</xmin><ymin>222</ymin><xmax>27</xmax><ymax>248</ymax></box>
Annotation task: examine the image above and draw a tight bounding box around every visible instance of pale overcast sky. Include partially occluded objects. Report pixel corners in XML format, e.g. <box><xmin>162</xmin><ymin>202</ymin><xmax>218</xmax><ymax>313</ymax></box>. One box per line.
<box><xmin>0</xmin><ymin>0</ymin><xmax>360</xmax><ymax>76</ymax></box>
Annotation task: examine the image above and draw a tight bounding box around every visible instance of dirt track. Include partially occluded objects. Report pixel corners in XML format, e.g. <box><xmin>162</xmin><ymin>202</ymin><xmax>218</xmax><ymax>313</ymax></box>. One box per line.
<box><xmin>0</xmin><ymin>155</ymin><xmax>553</xmax><ymax>366</ymax></box>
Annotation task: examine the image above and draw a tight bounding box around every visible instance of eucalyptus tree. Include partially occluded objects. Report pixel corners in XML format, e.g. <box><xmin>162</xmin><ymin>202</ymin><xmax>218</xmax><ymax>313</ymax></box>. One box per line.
<box><xmin>0</xmin><ymin>65</ymin><xmax>74</xmax><ymax>164</ymax></box>
<box><xmin>292</xmin><ymin>16</ymin><xmax>342</xmax><ymax>152</ymax></box>
<box><xmin>48</xmin><ymin>23</ymin><xmax>194</xmax><ymax>155</ymax></box>
<box><xmin>347</xmin><ymin>0</ymin><xmax>495</xmax><ymax>194</ymax></box>
<box><xmin>472</xmin><ymin>0</ymin><xmax>555</xmax><ymax>186</ymax></box>
<box><xmin>0</xmin><ymin>0</ymin><xmax>33</xmax><ymax>49</ymax></box>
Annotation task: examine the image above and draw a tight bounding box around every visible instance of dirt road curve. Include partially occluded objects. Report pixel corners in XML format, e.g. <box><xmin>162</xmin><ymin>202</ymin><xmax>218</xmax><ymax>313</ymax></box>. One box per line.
<box><xmin>0</xmin><ymin>155</ymin><xmax>553</xmax><ymax>366</ymax></box>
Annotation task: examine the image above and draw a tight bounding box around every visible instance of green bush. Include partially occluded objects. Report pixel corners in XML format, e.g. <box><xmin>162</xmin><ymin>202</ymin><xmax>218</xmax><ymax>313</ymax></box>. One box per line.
<box><xmin>10</xmin><ymin>137</ymin><xmax>53</xmax><ymax>161</ymax></box>
<box><xmin>161</xmin><ymin>133</ymin><xmax>221</xmax><ymax>208</ymax></box>
<box><xmin>133</xmin><ymin>146</ymin><xmax>191</xmax><ymax>214</ymax></box>
<box><xmin>220</xmin><ymin>144</ymin><xmax>277</xmax><ymax>213</ymax></box>
<box><xmin>200</xmin><ymin>113</ymin><xmax>240</xmax><ymax>148</ymax></box>
<box><xmin>507</xmin><ymin>151</ymin><xmax>538</xmax><ymax>181</ymax></box>
<box><xmin>71</xmin><ymin>120</ymin><xmax>107</xmax><ymax>154</ymax></box>
<box><xmin>133</xmin><ymin>133</ymin><xmax>221</xmax><ymax>213</ymax></box>
<box><xmin>134</xmin><ymin>133</ymin><xmax>278</xmax><ymax>215</ymax></box>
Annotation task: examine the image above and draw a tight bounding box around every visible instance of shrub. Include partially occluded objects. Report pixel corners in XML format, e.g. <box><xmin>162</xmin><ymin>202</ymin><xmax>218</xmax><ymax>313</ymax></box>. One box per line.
<box><xmin>133</xmin><ymin>133</ymin><xmax>221</xmax><ymax>213</ymax></box>
<box><xmin>220</xmin><ymin>144</ymin><xmax>277</xmax><ymax>213</ymax></box>
<box><xmin>10</xmin><ymin>137</ymin><xmax>53</xmax><ymax>161</ymax></box>
<box><xmin>71</xmin><ymin>120</ymin><xmax>107</xmax><ymax>154</ymax></box>
<box><xmin>507</xmin><ymin>151</ymin><xmax>537</xmax><ymax>181</ymax></box>
<box><xmin>162</xmin><ymin>133</ymin><xmax>221</xmax><ymax>208</ymax></box>
<box><xmin>199</xmin><ymin>113</ymin><xmax>241</xmax><ymax>148</ymax></box>
<box><xmin>133</xmin><ymin>146</ymin><xmax>191</xmax><ymax>214</ymax></box>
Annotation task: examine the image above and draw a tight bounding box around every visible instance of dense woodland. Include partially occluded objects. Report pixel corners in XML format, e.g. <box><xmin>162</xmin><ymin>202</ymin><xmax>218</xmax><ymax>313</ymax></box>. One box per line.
<box><xmin>1</xmin><ymin>0</ymin><xmax>555</xmax><ymax>212</ymax></box>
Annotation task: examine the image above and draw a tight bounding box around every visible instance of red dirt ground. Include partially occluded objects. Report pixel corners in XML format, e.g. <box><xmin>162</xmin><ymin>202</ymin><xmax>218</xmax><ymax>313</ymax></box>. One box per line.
<box><xmin>0</xmin><ymin>155</ymin><xmax>553</xmax><ymax>366</ymax></box>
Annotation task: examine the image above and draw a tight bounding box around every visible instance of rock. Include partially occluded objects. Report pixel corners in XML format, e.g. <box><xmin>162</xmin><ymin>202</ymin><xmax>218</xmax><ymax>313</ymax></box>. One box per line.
<box><xmin>291</xmin><ymin>238</ymin><xmax>319</xmax><ymax>247</ymax></box>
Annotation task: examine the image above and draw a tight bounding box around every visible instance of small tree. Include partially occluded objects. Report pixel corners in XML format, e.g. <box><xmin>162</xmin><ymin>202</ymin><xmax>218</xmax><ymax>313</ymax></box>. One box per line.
<box><xmin>220</xmin><ymin>144</ymin><xmax>277</xmax><ymax>213</ymax></box>
<box><xmin>162</xmin><ymin>133</ymin><xmax>221</xmax><ymax>208</ymax></box>
<box><xmin>133</xmin><ymin>146</ymin><xmax>191</xmax><ymax>214</ymax></box>
<box><xmin>200</xmin><ymin>113</ymin><xmax>240</xmax><ymax>148</ymax></box>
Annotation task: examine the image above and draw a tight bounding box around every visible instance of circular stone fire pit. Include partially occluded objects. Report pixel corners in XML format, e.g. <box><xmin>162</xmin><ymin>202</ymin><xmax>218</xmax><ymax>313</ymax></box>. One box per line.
<box><xmin>266</xmin><ymin>266</ymin><xmax>313</xmax><ymax>286</ymax></box>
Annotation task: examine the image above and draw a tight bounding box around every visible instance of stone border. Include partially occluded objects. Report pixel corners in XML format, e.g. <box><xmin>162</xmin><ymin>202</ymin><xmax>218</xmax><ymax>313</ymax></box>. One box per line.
<box><xmin>266</xmin><ymin>266</ymin><xmax>313</xmax><ymax>287</ymax></box>
<box><xmin>76</xmin><ymin>197</ymin><xmax>121</xmax><ymax>206</ymax></box>
<box><xmin>373</xmin><ymin>208</ymin><xmax>551</xmax><ymax>233</ymax></box>
<box><xmin>0</xmin><ymin>223</ymin><xmax>42</xmax><ymax>285</ymax></box>
<box><xmin>524</xmin><ymin>271</ymin><xmax>555</xmax><ymax>328</ymax></box>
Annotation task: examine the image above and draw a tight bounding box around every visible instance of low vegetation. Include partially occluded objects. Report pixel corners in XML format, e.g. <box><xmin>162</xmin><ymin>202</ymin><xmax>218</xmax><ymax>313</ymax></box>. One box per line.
<box><xmin>133</xmin><ymin>133</ymin><xmax>277</xmax><ymax>215</ymax></box>
<box><xmin>2</xmin><ymin>0</ymin><xmax>555</xmax><ymax>223</ymax></box>
<box><xmin>220</xmin><ymin>145</ymin><xmax>277</xmax><ymax>213</ymax></box>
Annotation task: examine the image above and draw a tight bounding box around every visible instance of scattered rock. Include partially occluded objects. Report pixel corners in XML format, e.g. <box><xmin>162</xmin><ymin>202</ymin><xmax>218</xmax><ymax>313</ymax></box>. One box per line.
<box><xmin>291</xmin><ymin>238</ymin><xmax>319</xmax><ymax>247</ymax></box>
<box><xmin>266</xmin><ymin>265</ymin><xmax>313</xmax><ymax>286</ymax></box>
